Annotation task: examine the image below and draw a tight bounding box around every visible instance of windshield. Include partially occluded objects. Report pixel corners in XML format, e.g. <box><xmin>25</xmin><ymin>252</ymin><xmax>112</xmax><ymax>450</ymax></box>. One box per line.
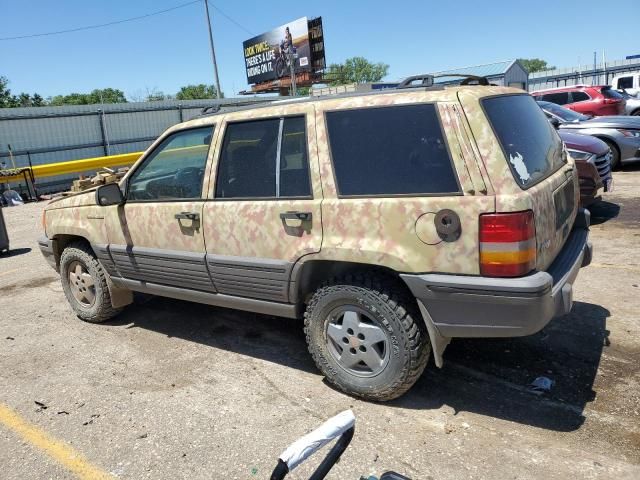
<box><xmin>485</xmin><ymin>95</ymin><xmax>565</xmax><ymax>189</ymax></box>
<box><xmin>536</xmin><ymin>101</ymin><xmax>590</xmax><ymax>122</ymax></box>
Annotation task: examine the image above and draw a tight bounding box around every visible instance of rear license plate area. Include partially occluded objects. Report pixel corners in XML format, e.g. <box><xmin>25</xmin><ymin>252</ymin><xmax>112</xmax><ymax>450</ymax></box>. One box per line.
<box><xmin>554</xmin><ymin>179</ymin><xmax>575</xmax><ymax>230</ymax></box>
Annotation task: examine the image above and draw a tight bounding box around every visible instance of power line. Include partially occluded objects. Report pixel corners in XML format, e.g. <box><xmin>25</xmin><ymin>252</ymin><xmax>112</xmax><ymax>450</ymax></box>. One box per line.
<box><xmin>207</xmin><ymin>1</ymin><xmax>253</xmax><ymax>36</ymax></box>
<box><xmin>0</xmin><ymin>0</ymin><xmax>202</xmax><ymax>41</ymax></box>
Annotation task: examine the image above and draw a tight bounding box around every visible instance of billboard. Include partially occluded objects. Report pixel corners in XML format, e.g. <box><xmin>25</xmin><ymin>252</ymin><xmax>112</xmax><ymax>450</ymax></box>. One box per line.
<box><xmin>243</xmin><ymin>17</ymin><xmax>322</xmax><ymax>85</ymax></box>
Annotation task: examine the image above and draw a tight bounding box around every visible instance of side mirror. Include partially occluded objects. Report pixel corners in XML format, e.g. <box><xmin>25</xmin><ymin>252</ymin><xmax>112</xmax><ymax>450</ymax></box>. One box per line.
<box><xmin>95</xmin><ymin>183</ymin><xmax>124</xmax><ymax>206</ymax></box>
<box><xmin>549</xmin><ymin>117</ymin><xmax>561</xmax><ymax>130</ymax></box>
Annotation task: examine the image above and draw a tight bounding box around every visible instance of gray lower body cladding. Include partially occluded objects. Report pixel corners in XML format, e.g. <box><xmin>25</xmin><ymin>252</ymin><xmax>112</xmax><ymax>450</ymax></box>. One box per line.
<box><xmin>38</xmin><ymin>236</ymin><xmax>57</xmax><ymax>271</ymax></box>
<box><xmin>206</xmin><ymin>254</ymin><xmax>292</xmax><ymax>303</ymax></box>
<box><xmin>107</xmin><ymin>245</ymin><xmax>216</xmax><ymax>293</ymax></box>
<box><xmin>401</xmin><ymin>210</ymin><xmax>592</xmax><ymax>338</ymax></box>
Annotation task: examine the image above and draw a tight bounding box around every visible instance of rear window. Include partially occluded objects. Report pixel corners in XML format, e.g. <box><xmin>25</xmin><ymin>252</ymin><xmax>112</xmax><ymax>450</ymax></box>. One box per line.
<box><xmin>325</xmin><ymin>104</ymin><xmax>459</xmax><ymax>196</ymax></box>
<box><xmin>483</xmin><ymin>95</ymin><xmax>564</xmax><ymax>189</ymax></box>
<box><xmin>601</xmin><ymin>87</ymin><xmax>624</xmax><ymax>100</ymax></box>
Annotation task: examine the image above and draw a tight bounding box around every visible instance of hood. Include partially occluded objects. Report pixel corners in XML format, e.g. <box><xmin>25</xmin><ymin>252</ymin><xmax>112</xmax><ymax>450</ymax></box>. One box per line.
<box><xmin>45</xmin><ymin>189</ymin><xmax>98</xmax><ymax>210</ymax></box>
<box><xmin>558</xmin><ymin>131</ymin><xmax>609</xmax><ymax>155</ymax></box>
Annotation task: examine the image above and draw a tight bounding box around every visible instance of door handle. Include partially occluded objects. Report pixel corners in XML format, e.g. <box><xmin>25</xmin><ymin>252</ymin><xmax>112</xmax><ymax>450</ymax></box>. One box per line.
<box><xmin>175</xmin><ymin>211</ymin><xmax>200</xmax><ymax>221</ymax></box>
<box><xmin>279</xmin><ymin>211</ymin><xmax>312</xmax><ymax>221</ymax></box>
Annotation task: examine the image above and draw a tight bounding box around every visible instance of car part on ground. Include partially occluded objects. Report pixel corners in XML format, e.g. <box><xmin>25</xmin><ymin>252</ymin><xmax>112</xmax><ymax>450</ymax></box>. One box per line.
<box><xmin>38</xmin><ymin>83</ymin><xmax>591</xmax><ymax>401</ymax></box>
<box><xmin>270</xmin><ymin>410</ymin><xmax>411</xmax><ymax>480</ymax></box>
<box><xmin>539</xmin><ymin>100</ymin><xmax>640</xmax><ymax>169</ymax></box>
<box><xmin>532</xmin><ymin>85</ymin><xmax>626</xmax><ymax>116</ymax></box>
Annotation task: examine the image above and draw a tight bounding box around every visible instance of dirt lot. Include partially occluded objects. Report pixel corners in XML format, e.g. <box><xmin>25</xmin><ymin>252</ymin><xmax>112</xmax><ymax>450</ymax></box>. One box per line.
<box><xmin>1</xmin><ymin>168</ymin><xmax>639</xmax><ymax>480</ymax></box>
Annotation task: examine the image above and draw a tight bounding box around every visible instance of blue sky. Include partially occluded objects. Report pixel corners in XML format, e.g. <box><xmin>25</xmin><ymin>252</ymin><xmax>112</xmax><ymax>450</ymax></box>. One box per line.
<box><xmin>2</xmin><ymin>0</ymin><xmax>639</xmax><ymax>99</ymax></box>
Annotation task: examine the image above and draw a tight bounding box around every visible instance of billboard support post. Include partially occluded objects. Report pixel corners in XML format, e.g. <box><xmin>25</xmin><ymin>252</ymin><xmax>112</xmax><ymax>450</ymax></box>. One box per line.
<box><xmin>204</xmin><ymin>0</ymin><xmax>221</xmax><ymax>99</ymax></box>
<box><xmin>289</xmin><ymin>51</ymin><xmax>298</xmax><ymax>96</ymax></box>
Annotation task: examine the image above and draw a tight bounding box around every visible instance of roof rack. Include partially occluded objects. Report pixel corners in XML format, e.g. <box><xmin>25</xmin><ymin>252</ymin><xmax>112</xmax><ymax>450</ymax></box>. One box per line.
<box><xmin>396</xmin><ymin>73</ymin><xmax>491</xmax><ymax>89</ymax></box>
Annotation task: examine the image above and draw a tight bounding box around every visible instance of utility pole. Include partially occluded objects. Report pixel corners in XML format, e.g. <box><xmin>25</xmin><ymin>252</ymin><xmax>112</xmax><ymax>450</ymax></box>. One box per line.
<box><xmin>204</xmin><ymin>0</ymin><xmax>221</xmax><ymax>99</ymax></box>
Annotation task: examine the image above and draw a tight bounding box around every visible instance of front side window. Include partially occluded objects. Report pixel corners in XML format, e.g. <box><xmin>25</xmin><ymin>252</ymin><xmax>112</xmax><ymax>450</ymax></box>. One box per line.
<box><xmin>215</xmin><ymin>116</ymin><xmax>311</xmax><ymax>199</ymax></box>
<box><xmin>485</xmin><ymin>95</ymin><xmax>564</xmax><ymax>189</ymax></box>
<box><xmin>128</xmin><ymin>127</ymin><xmax>213</xmax><ymax>201</ymax></box>
<box><xmin>325</xmin><ymin>104</ymin><xmax>459</xmax><ymax>196</ymax></box>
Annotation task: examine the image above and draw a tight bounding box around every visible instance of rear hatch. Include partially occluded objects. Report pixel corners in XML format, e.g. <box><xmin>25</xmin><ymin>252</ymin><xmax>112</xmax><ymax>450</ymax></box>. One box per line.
<box><xmin>465</xmin><ymin>93</ymin><xmax>578</xmax><ymax>271</ymax></box>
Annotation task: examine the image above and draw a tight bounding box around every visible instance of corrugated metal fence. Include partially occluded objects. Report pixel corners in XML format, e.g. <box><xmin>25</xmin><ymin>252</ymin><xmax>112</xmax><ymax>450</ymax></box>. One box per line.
<box><xmin>0</xmin><ymin>98</ymin><xmax>268</xmax><ymax>193</ymax></box>
<box><xmin>528</xmin><ymin>58</ymin><xmax>640</xmax><ymax>91</ymax></box>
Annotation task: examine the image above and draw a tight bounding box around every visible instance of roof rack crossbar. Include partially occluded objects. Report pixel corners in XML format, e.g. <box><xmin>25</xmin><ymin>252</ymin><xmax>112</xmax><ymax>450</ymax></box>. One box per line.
<box><xmin>396</xmin><ymin>74</ymin><xmax>435</xmax><ymax>89</ymax></box>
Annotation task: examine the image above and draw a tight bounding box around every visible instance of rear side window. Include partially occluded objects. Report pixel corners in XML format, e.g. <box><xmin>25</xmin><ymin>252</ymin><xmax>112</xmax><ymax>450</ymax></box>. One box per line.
<box><xmin>571</xmin><ymin>91</ymin><xmax>590</xmax><ymax>102</ymax></box>
<box><xmin>325</xmin><ymin>104</ymin><xmax>459</xmax><ymax>196</ymax></box>
<box><xmin>483</xmin><ymin>95</ymin><xmax>564</xmax><ymax>189</ymax></box>
<box><xmin>542</xmin><ymin>92</ymin><xmax>570</xmax><ymax>105</ymax></box>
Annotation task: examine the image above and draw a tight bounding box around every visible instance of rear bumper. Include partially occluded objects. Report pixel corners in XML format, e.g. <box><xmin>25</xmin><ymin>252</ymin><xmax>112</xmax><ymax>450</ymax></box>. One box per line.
<box><xmin>401</xmin><ymin>209</ymin><xmax>592</xmax><ymax>338</ymax></box>
<box><xmin>38</xmin><ymin>236</ymin><xmax>58</xmax><ymax>271</ymax></box>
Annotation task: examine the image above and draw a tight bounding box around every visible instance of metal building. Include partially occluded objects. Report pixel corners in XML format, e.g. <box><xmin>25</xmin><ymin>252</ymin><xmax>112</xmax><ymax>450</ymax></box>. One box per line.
<box><xmin>429</xmin><ymin>59</ymin><xmax>529</xmax><ymax>90</ymax></box>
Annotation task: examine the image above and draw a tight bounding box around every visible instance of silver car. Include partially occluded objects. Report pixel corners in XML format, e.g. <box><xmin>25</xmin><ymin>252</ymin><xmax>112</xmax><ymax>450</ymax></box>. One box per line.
<box><xmin>617</xmin><ymin>90</ymin><xmax>640</xmax><ymax>116</ymax></box>
<box><xmin>538</xmin><ymin>100</ymin><xmax>640</xmax><ymax>168</ymax></box>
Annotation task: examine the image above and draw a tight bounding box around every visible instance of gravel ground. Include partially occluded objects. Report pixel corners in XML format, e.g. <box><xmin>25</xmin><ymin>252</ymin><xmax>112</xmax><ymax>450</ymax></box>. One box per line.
<box><xmin>0</xmin><ymin>167</ymin><xmax>639</xmax><ymax>479</ymax></box>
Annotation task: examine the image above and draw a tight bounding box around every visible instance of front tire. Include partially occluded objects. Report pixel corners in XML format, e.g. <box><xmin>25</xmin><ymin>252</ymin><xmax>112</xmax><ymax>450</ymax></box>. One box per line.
<box><xmin>603</xmin><ymin>140</ymin><xmax>621</xmax><ymax>170</ymax></box>
<box><xmin>304</xmin><ymin>274</ymin><xmax>430</xmax><ymax>401</ymax></box>
<box><xmin>60</xmin><ymin>241</ymin><xmax>122</xmax><ymax>323</ymax></box>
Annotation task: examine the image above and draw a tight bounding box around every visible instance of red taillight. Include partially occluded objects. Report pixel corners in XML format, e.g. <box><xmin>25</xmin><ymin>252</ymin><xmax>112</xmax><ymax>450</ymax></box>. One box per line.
<box><xmin>479</xmin><ymin>211</ymin><xmax>536</xmax><ymax>277</ymax></box>
<box><xmin>603</xmin><ymin>98</ymin><xmax>621</xmax><ymax>104</ymax></box>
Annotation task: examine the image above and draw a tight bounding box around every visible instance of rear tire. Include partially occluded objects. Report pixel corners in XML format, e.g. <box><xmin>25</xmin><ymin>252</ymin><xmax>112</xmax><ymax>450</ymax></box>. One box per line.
<box><xmin>304</xmin><ymin>273</ymin><xmax>430</xmax><ymax>401</ymax></box>
<box><xmin>60</xmin><ymin>241</ymin><xmax>122</xmax><ymax>323</ymax></box>
<box><xmin>631</xmin><ymin>109</ymin><xmax>640</xmax><ymax>116</ymax></box>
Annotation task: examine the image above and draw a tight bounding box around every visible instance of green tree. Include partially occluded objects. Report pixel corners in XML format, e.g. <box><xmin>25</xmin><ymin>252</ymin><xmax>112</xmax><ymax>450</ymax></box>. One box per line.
<box><xmin>175</xmin><ymin>84</ymin><xmax>222</xmax><ymax>100</ymax></box>
<box><xmin>325</xmin><ymin>57</ymin><xmax>389</xmax><ymax>86</ymax></box>
<box><xmin>48</xmin><ymin>88</ymin><xmax>127</xmax><ymax>106</ymax></box>
<box><xmin>517</xmin><ymin>58</ymin><xmax>555</xmax><ymax>74</ymax></box>
<box><xmin>0</xmin><ymin>76</ymin><xmax>14</xmax><ymax>107</ymax></box>
<box><xmin>0</xmin><ymin>76</ymin><xmax>47</xmax><ymax>107</ymax></box>
<box><xmin>31</xmin><ymin>93</ymin><xmax>45</xmax><ymax>107</ymax></box>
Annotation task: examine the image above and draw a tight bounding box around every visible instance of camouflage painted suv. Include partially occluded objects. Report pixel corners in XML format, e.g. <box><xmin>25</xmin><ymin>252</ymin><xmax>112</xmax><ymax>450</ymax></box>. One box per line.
<box><xmin>39</xmin><ymin>77</ymin><xmax>592</xmax><ymax>401</ymax></box>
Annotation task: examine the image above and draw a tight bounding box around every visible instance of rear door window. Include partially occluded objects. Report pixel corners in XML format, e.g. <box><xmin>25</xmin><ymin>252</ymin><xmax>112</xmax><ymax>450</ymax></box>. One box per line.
<box><xmin>570</xmin><ymin>91</ymin><xmax>590</xmax><ymax>102</ymax></box>
<box><xmin>325</xmin><ymin>104</ymin><xmax>459</xmax><ymax>196</ymax></box>
<box><xmin>542</xmin><ymin>92</ymin><xmax>570</xmax><ymax>105</ymax></box>
<box><xmin>483</xmin><ymin>95</ymin><xmax>564</xmax><ymax>189</ymax></box>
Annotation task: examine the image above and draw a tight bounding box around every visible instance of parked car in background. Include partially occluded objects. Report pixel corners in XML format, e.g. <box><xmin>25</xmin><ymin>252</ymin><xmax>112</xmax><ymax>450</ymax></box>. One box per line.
<box><xmin>616</xmin><ymin>89</ymin><xmax>640</xmax><ymax>116</ymax></box>
<box><xmin>538</xmin><ymin>100</ymin><xmax>640</xmax><ymax>169</ymax></box>
<box><xmin>612</xmin><ymin>72</ymin><xmax>640</xmax><ymax>97</ymax></box>
<box><xmin>531</xmin><ymin>85</ymin><xmax>626</xmax><ymax>116</ymax></box>
<box><xmin>558</xmin><ymin>131</ymin><xmax>611</xmax><ymax>206</ymax></box>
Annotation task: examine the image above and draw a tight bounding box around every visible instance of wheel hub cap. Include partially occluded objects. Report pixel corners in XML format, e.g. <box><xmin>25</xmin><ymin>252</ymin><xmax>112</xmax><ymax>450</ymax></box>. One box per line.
<box><xmin>326</xmin><ymin>308</ymin><xmax>390</xmax><ymax>378</ymax></box>
<box><xmin>68</xmin><ymin>261</ymin><xmax>96</xmax><ymax>307</ymax></box>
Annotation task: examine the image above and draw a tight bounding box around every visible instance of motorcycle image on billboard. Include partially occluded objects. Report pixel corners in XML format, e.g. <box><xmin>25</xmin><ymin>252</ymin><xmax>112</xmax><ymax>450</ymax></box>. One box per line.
<box><xmin>243</xmin><ymin>17</ymin><xmax>312</xmax><ymax>84</ymax></box>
